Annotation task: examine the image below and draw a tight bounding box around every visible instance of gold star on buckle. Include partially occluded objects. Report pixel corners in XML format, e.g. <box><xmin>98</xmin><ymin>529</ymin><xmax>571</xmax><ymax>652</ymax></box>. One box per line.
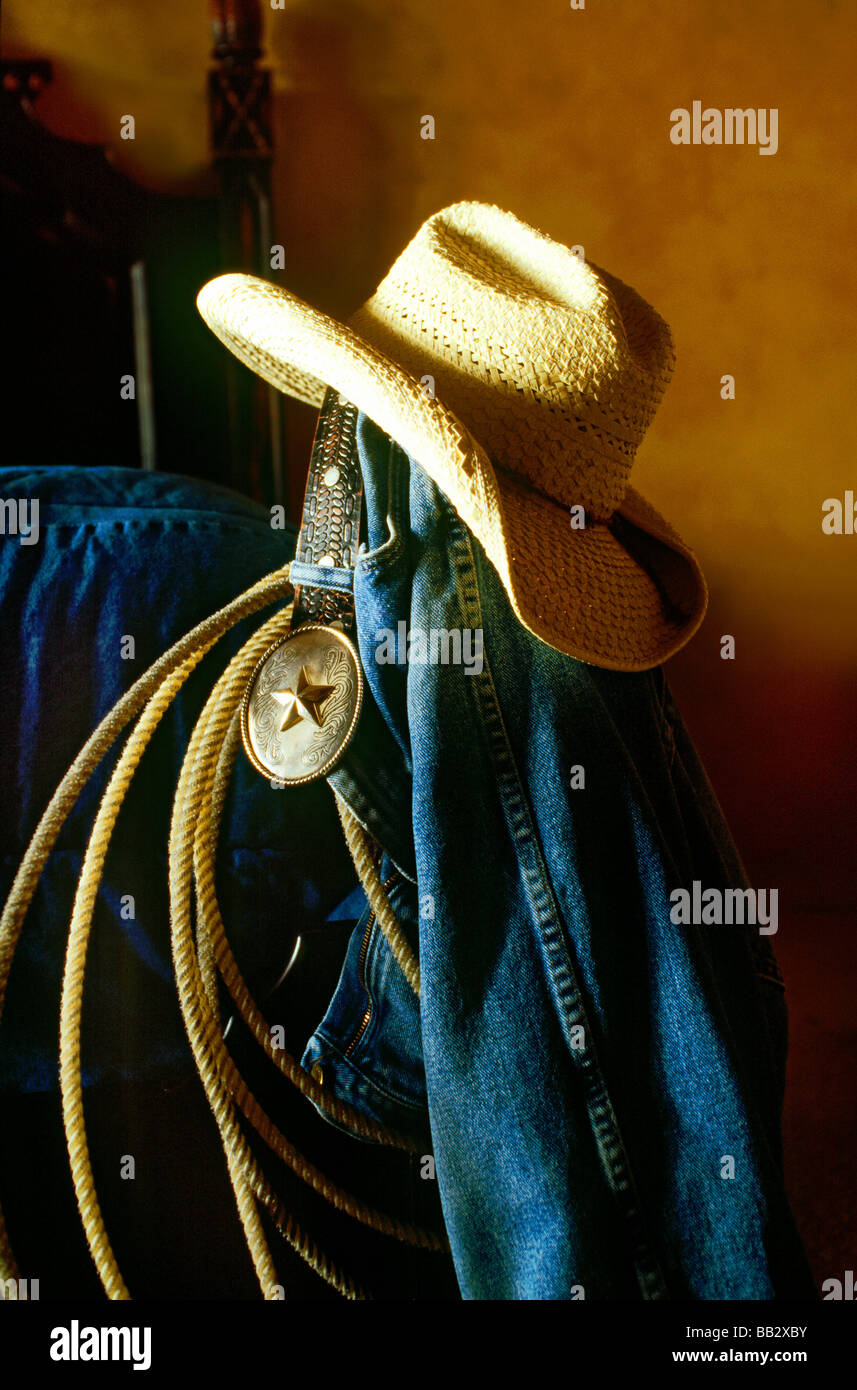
<box><xmin>271</xmin><ymin>665</ymin><xmax>335</xmax><ymax>733</ymax></box>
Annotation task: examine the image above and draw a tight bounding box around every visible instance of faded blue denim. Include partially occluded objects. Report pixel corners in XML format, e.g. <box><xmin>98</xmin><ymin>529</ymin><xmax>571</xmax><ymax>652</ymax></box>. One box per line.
<box><xmin>302</xmin><ymin>413</ymin><xmax>817</xmax><ymax>1301</ymax></box>
<box><xmin>0</xmin><ymin>467</ymin><xmax>352</xmax><ymax>1096</ymax></box>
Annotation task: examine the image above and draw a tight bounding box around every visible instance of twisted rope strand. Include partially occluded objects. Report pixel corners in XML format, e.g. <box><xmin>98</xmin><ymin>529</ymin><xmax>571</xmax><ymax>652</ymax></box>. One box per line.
<box><xmin>2</xmin><ymin>559</ymin><xmax>442</xmax><ymax>1299</ymax></box>
<box><xmin>55</xmin><ymin>598</ymin><xmax>361</xmax><ymax>1301</ymax></box>
<box><xmin>191</xmin><ymin>783</ymin><xmax>283</xmax><ymax>1305</ymax></box>
<box><xmin>195</xmin><ymin>707</ymin><xmax>420</xmax><ymax>1151</ymax></box>
<box><xmin>61</xmin><ymin>653</ymin><xmax>205</xmax><ymax>1299</ymax></box>
<box><xmin>166</xmin><ymin>610</ymin><xmax>369</xmax><ymax>1294</ymax></box>
<box><xmin>169</xmin><ymin>611</ymin><xmax>444</xmax><ymax>1254</ymax></box>
<box><xmin>334</xmin><ymin>796</ymin><xmax>421</xmax><ymax>996</ymax></box>
<box><xmin>224</xmin><ymin>1142</ymin><xmax>283</xmax><ymax>1301</ymax></box>
<box><xmin>0</xmin><ymin>567</ymin><xmax>291</xmax><ymax>1287</ymax></box>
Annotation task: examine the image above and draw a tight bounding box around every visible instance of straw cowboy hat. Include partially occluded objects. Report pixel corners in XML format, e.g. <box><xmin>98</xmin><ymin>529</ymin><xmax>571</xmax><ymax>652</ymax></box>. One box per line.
<box><xmin>196</xmin><ymin>201</ymin><xmax>707</xmax><ymax>672</ymax></box>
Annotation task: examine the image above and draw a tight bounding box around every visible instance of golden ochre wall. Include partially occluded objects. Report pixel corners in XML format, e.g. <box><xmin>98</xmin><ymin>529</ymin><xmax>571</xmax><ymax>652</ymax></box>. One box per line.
<box><xmin>6</xmin><ymin>0</ymin><xmax>857</xmax><ymax>664</ymax></box>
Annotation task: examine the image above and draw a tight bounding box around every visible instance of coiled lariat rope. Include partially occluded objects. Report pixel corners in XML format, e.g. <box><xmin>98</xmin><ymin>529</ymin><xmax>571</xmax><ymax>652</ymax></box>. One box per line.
<box><xmin>0</xmin><ymin>568</ymin><xmax>293</xmax><ymax>1291</ymax></box>
<box><xmin>0</xmin><ymin>565</ymin><xmax>443</xmax><ymax>1301</ymax></box>
<box><xmin>169</xmin><ymin>602</ymin><xmax>443</xmax><ymax>1259</ymax></box>
<box><xmin>61</xmin><ymin>651</ymin><xmax>205</xmax><ymax>1300</ymax></box>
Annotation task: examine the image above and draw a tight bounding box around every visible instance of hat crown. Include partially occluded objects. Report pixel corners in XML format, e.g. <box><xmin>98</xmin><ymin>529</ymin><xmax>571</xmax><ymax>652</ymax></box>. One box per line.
<box><xmin>195</xmin><ymin>200</ymin><xmax>706</xmax><ymax>670</ymax></box>
<box><xmin>351</xmin><ymin>202</ymin><xmax>675</xmax><ymax>519</ymax></box>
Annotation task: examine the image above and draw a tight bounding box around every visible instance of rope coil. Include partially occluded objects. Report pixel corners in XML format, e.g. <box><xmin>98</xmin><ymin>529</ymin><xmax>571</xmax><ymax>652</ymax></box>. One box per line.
<box><xmin>0</xmin><ymin>564</ymin><xmax>444</xmax><ymax>1300</ymax></box>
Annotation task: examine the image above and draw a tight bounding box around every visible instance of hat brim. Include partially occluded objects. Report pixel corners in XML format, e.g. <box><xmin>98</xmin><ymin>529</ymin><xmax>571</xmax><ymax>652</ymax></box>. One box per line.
<box><xmin>493</xmin><ymin>471</ymin><xmax>707</xmax><ymax>670</ymax></box>
<box><xmin>197</xmin><ymin>273</ymin><xmax>707</xmax><ymax>671</ymax></box>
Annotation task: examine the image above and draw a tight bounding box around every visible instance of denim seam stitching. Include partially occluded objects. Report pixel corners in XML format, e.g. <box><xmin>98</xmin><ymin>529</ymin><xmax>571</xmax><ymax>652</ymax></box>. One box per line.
<box><xmin>357</xmin><ymin>437</ymin><xmax>408</xmax><ymax>573</ymax></box>
<box><xmin>310</xmin><ymin>1031</ymin><xmax>428</xmax><ymax>1113</ymax></box>
<box><xmin>443</xmin><ymin>516</ymin><xmax>671</xmax><ymax>1301</ymax></box>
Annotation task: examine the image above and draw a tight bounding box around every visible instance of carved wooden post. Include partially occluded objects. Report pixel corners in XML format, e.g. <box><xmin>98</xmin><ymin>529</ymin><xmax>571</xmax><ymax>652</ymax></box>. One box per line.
<box><xmin>209</xmin><ymin>0</ymin><xmax>284</xmax><ymax>503</ymax></box>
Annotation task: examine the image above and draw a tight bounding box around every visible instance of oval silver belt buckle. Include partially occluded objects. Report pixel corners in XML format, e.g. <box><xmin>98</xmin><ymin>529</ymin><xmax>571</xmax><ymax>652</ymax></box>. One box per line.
<box><xmin>240</xmin><ymin>623</ymin><xmax>363</xmax><ymax>785</ymax></box>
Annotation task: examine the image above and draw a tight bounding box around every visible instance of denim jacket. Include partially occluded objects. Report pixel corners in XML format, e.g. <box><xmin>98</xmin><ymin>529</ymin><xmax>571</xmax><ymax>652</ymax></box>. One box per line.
<box><xmin>300</xmin><ymin>413</ymin><xmax>816</xmax><ymax>1301</ymax></box>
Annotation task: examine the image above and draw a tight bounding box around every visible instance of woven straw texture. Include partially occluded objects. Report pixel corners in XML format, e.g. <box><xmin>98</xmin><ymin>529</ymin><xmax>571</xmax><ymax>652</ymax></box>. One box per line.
<box><xmin>196</xmin><ymin>201</ymin><xmax>707</xmax><ymax>671</ymax></box>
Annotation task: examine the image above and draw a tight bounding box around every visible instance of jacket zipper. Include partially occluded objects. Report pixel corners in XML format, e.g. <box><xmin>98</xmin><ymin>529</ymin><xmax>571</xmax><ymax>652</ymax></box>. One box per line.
<box><xmin>343</xmin><ymin>872</ymin><xmax>398</xmax><ymax>1059</ymax></box>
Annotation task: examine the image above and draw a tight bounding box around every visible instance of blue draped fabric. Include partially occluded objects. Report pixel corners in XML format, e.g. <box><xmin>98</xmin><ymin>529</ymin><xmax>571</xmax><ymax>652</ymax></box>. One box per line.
<box><xmin>0</xmin><ymin>467</ymin><xmax>356</xmax><ymax>1094</ymax></box>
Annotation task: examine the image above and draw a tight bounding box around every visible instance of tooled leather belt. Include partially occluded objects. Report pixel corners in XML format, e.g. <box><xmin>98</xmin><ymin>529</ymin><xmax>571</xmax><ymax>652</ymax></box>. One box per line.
<box><xmin>240</xmin><ymin>388</ymin><xmax>365</xmax><ymax>786</ymax></box>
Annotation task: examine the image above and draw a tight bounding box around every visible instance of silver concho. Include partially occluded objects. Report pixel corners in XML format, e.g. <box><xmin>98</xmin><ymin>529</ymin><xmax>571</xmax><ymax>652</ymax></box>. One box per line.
<box><xmin>240</xmin><ymin>624</ymin><xmax>363</xmax><ymax>785</ymax></box>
